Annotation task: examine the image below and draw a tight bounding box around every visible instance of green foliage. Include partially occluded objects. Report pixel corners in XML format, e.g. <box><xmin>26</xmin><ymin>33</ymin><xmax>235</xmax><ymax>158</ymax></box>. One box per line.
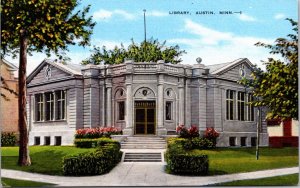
<box><xmin>166</xmin><ymin>138</ymin><xmax>209</xmax><ymax>175</ymax></box>
<box><xmin>1</xmin><ymin>132</ymin><xmax>17</xmax><ymax>146</ymax></box>
<box><xmin>74</xmin><ymin>137</ymin><xmax>120</xmax><ymax>148</ymax></box>
<box><xmin>191</xmin><ymin>137</ymin><xmax>214</xmax><ymax>149</ymax></box>
<box><xmin>1</xmin><ymin>0</ymin><xmax>95</xmax><ymax>59</ymax></box>
<box><xmin>239</xmin><ymin>18</ymin><xmax>298</xmax><ymax>120</ymax></box>
<box><xmin>1</xmin><ymin>146</ymin><xmax>96</xmax><ymax>175</ymax></box>
<box><xmin>82</xmin><ymin>38</ymin><xmax>186</xmax><ymax>65</ymax></box>
<box><xmin>62</xmin><ymin>143</ymin><xmax>122</xmax><ymax>176</ymax></box>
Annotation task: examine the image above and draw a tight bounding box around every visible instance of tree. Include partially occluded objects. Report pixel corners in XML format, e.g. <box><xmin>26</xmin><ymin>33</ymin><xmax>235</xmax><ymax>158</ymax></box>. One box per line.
<box><xmin>1</xmin><ymin>0</ymin><xmax>95</xmax><ymax>166</ymax></box>
<box><xmin>240</xmin><ymin>18</ymin><xmax>298</xmax><ymax>120</ymax></box>
<box><xmin>82</xmin><ymin>38</ymin><xmax>186</xmax><ymax>65</ymax></box>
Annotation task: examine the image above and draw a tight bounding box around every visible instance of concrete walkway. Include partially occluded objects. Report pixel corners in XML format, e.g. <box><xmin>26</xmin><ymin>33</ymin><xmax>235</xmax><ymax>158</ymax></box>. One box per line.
<box><xmin>1</xmin><ymin>165</ymin><xmax>298</xmax><ymax>186</ymax></box>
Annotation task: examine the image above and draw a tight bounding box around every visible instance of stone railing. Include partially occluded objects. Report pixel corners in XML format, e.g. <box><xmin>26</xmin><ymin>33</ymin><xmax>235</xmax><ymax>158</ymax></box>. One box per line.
<box><xmin>112</xmin><ymin>64</ymin><xmax>127</xmax><ymax>74</ymax></box>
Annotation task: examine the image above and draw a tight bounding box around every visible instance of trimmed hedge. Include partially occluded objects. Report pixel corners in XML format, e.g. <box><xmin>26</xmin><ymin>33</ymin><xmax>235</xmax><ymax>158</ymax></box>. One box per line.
<box><xmin>166</xmin><ymin>153</ymin><xmax>209</xmax><ymax>175</ymax></box>
<box><xmin>74</xmin><ymin>137</ymin><xmax>120</xmax><ymax>148</ymax></box>
<box><xmin>165</xmin><ymin>137</ymin><xmax>209</xmax><ymax>175</ymax></box>
<box><xmin>1</xmin><ymin>132</ymin><xmax>17</xmax><ymax>146</ymax></box>
<box><xmin>63</xmin><ymin>142</ymin><xmax>122</xmax><ymax>176</ymax></box>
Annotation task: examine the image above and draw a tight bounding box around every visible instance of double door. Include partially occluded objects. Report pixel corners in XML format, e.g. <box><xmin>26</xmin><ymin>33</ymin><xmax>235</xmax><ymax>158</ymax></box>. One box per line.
<box><xmin>135</xmin><ymin>101</ymin><xmax>155</xmax><ymax>134</ymax></box>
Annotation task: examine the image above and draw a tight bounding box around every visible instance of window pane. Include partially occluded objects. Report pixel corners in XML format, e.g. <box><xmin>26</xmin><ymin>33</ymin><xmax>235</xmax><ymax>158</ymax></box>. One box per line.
<box><xmin>166</xmin><ymin>102</ymin><xmax>172</xmax><ymax>120</ymax></box>
<box><xmin>45</xmin><ymin>92</ymin><xmax>54</xmax><ymax>121</ymax></box>
<box><xmin>230</xmin><ymin>101</ymin><xmax>233</xmax><ymax>120</ymax></box>
<box><xmin>118</xmin><ymin>101</ymin><xmax>125</xmax><ymax>120</ymax></box>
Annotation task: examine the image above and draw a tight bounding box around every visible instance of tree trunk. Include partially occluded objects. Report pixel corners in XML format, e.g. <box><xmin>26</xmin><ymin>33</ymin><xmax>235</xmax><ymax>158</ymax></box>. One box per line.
<box><xmin>18</xmin><ymin>29</ymin><xmax>31</xmax><ymax>166</ymax></box>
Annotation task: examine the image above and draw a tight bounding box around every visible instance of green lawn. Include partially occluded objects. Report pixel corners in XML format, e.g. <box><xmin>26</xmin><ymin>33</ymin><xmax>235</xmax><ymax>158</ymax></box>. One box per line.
<box><xmin>1</xmin><ymin>177</ymin><xmax>55</xmax><ymax>187</ymax></box>
<box><xmin>1</xmin><ymin>146</ymin><xmax>96</xmax><ymax>175</ymax></box>
<box><xmin>212</xmin><ymin>173</ymin><xmax>299</xmax><ymax>186</ymax></box>
<box><xmin>187</xmin><ymin>147</ymin><xmax>298</xmax><ymax>175</ymax></box>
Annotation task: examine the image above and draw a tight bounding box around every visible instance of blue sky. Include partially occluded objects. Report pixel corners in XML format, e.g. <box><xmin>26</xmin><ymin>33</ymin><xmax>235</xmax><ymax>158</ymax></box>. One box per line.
<box><xmin>6</xmin><ymin>0</ymin><xmax>297</xmax><ymax>74</ymax></box>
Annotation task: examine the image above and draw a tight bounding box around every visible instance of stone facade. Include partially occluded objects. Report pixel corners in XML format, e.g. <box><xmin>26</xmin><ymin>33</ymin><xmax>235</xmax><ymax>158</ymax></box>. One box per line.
<box><xmin>0</xmin><ymin>59</ymin><xmax>19</xmax><ymax>133</ymax></box>
<box><xmin>26</xmin><ymin>58</ymin><xmax>269</xmax><ymax>146</ymax></box>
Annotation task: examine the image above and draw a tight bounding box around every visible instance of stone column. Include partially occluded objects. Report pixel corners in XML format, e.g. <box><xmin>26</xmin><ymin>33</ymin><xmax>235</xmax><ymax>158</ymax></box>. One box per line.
<box><xmin>106</xmin><ymin>85</ymin><xmax>112</xmax><ymax>126</ymax></box>
<box><xmin>185</xmin><ymin>79</ymin><xmax>191</xmax><ymax>127</ymax></box>
<box><xmin>157</xmin><ymin>74</ymin><xmax>167</xmax><ymax>135</ymax></box>
<box><xmin>123</xmin><ymin>83</ymin><xmax>133</xmax><ymax>135</ymax></box>
<box><xmin>178</xmin><ymin>80</ymin><xmax>185</xmax><ymax>125</ymax></box>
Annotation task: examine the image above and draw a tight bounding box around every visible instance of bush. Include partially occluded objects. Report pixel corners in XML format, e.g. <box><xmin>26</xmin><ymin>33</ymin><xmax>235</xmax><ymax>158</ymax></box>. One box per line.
<box><xmin>74</xmin><ymin>137</ymin><xmax>120</xmax><ymax>148</ymax></box>
<box><xmin>176</xmin><ymin>125</ymin><xmax>199</xmax><ymax>139</ymax></box>
<box><xmin>204</xmin><ymin>127</ymin><xmax>220</xmax><ymax>147</ymax></box>
<box><xmin>165</xmin><ymin>137</ymin><xmax>209</xmax><ymax>175</ymax></box>
<box><xmin>166</xmin><ymin>153</ymin><xmax>209</xmax><ymax>175</ymax></box>
<box><xmin>63</xmin><ymin>142</ymin><xmax>122</xmax><ymax>176</ymax></box>
<box><xmin>1</xmin><ymin>132</ymin><xmax>17</xmax><ymax>146</ymax></box>
<box><xmin>191</xmin><ymin>137</ymin><xmax>214</xmax><ymax>149</ymax></box>
<box><xmin>75</xmin><ymin>127</ymin><xmax>122</xmax><ymax>139</ymax></box>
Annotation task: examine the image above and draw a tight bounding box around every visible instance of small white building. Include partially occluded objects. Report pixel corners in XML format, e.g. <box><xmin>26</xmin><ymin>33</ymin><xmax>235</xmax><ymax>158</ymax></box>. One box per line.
<box><xmin>26</xmin><ymin>58</ymin><xmax>269</xmax><ymax>147</ymax></box>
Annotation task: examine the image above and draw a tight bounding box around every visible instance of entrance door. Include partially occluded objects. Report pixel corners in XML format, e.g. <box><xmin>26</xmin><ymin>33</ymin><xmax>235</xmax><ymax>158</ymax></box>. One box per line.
<box><xmin>135</xmin><ymin>101</ymin><xmax>155</xmax><ymax>134</ymax></box>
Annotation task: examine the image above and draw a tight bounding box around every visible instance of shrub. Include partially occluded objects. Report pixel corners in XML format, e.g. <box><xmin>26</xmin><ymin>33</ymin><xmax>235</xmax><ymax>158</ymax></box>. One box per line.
<box><xmin>63</xmin><ymin>142</ymin><xmax>122</xmax><ymax>176</ymax></box>
<box><xmin>191</xmin><ymin>137</ymin><xmax>214</xmax><ymax>149</ymax></box>
<box><xmin>165</xmin><ymin>137</ymin><xmax>209</xmax><ymax>175</ymax></box>
<box><xmin>176</xmin><ymin>125</ymin><xmax>199</xmax><ymax>139</ymax></box>
<box><xmin>204</xmin><ymin>127</ymin><xmax>220</xmax><ymax>147</ymax></box>
<box><xmin>75</xmin><ymin>127</ymin><xmax>122</xmax><ymax>139</ymax></box>
<box><xmin>1</xmin><ymin>132</ymin><xmax>17</xmax><ymax>146</ymax></box>
<box><xmin>74</xmin><ymin>137</ymin><xmax>120</xmax><ymax>148</ymax></box>
<box><xmin>165</xmin><ymin>151</ymin><xmax>209</xmax><ymax>175</ymax></box>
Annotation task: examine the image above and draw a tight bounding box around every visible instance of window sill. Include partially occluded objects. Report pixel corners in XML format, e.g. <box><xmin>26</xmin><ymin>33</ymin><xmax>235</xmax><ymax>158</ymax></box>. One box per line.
<box><xmin>33</xmin><ymin>120</ymin><xmax>67</xmax><ymax>123</ymax></box>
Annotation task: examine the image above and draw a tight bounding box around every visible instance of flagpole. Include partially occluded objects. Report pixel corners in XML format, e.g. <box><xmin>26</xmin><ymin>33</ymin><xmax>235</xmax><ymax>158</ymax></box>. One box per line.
<box><xmin>143</xmin><ymin>9</ymin><xmax>146</xmax><ymax>42</ymax></box>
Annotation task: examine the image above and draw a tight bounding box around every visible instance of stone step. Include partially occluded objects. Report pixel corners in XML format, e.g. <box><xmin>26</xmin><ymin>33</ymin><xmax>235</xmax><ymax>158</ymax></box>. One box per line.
<box><xmin>121</xmin><ymin>142</ymin><xmax>166</xmax><ymax>144</ymax></box>
<box><xmin>121</xmin><ymin>145</ymin><xmax>166</xmax><ymax>149</ymax></box>
<box><xmin>123</xmin><ymin>153</ymin><xmax>162</xmax><ymax>162</ymax></box>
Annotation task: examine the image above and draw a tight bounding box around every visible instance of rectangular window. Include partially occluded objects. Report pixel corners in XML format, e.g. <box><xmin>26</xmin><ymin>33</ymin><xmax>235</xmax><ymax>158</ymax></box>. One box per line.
<box><xmin>247</xmin><ymin>94</ymin><xmax>254</xmax><ymax>121</ymax></box>
<box><xmin>44</xmin><ymin>136</ymin><xmax>51</xmax><ymax>145</ymax></box>
<box><xmin>238</xmin><ymin>92</ymin><xmax>245</xmax><ymax>121</ymax></box>
<box><xmin>45</xmin><ymin>92</ymin><xmax>54</xmax><ymax>121</ymax></box>
<box><xmin>251</xmin><ymin>137</ymin><xmax>257</xmax><ymax>146</ymax></box>
<box><xmin>226</xmin><ymin>90</ymin><xmax>235</xmax><ymax>120</ymax></box>
<box><xmin>55</xmin><ymin>136</ymin><xmax>62</xmax><ymax>146</ymax></box>
<box><xmin>166</xmin><ymin>101</ymin><xmax>172</xmax><ymax>120</ymax></box>
<box><xmin>34</xmin><ymin>137</ymin><xmax>40</xmax><ymax>145</ymax></box>
<box><xmin>229</xmin><ymin>137</ymin><xmax>236</xmax><ymax>146</ymax></box>
<box><xmin>118</xmin><ymin>101</ymin><xmax>125</xmax><ymax>120</ymax></box>
<box><xmin>241</xmin><ymin>137</ymin><xmax>247</xmax><ymax>147</ymax></box>
<box><xmin>56</xmin><ymin>90</ymin><xmax>66</xmax><ymax>120</ymax></box>
<box><xmin>36</xmin><ymin>94</ymin><xmax>44</xmax><ymax>121</ymax></box>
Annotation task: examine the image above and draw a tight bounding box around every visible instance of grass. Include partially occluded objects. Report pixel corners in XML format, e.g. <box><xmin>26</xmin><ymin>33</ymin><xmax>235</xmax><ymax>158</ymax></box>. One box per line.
<box><xmin>1</xmin><ymin>146</ymin><xmax>96</xmax><ymax>175</ymax></box>
<box><xmin>212</xmin><ymin>173</ymin><xmax>299</xmax><ymax>186</ymax></box>
<box><xmin>1</xmin><ymin>177</ymin><xmax>55</xmax><ymax>187</ymax></box>
<box><xmin>185</xmin><ymin>147</ymin><xmax>298</xmax><ymax>175</ymax></box>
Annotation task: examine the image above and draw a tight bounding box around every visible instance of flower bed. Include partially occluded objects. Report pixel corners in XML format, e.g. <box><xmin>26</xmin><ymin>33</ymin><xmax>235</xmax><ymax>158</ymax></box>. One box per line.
<box><xmin>75</xmin><ymin>127</ymin><xmax>122</xmax><ymax>139</ymax></box>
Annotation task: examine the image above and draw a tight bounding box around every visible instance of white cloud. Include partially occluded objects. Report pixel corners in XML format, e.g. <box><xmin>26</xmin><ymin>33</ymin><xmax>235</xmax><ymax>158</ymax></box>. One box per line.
<box><xmin>147</xmin><ymin>10</ymin><xmax>168</xmax><ymax>17</ymax></box>
<box><xmin>238</xmin><ymin>13</ymin><xmax>257</xmax><ymax>22</ymax></box>
<box><xmin>168</xmin><ymin>19</ymin><xmax>280</xmax><ymax>69</ymax></box>
<box><xmin>274</xmin><ymin>13</ymin><xmax>285</xmax><ymax>20</ymax></box>
<box><xmin>93</xmin><ymin>9</ymin><xmax>113</xmax><ymax>20</ymax></box>
<box><xmin>93</xmin><ymin>9</ymin><xmax>135</xmax><ymax>21</ymax></box>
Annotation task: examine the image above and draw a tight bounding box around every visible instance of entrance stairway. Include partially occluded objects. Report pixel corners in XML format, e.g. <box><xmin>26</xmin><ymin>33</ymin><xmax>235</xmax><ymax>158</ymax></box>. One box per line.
<box><xmin>121</xmin><ymin>136</ymin><xmax>167</xmax><ymax>149</ymax></box>
<box><xmin>121</xmin><ymin>136</ymin><xmax>166</xmax><ymax>162</ymax></box>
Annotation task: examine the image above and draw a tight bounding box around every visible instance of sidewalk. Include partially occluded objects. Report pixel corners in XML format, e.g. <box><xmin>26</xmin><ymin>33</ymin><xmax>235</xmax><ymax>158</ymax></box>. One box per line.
<box><xmin>1</xmin><ymin>164</ymin><xmax>298</xmax><ymax>186</ymax></box>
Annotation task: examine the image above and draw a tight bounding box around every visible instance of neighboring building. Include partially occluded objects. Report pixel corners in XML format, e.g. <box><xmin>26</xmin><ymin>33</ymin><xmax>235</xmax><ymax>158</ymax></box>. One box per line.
<box><xmin>26</xmin><ymin>58</ymin><xmax>269</xmax><ymax>146</ymax></box>
<box><xmin>0</xmin><ymin>59</ymin><xmax>19</xmax><ymax>133</ymax></box>
<box><xmin>268</xmin><ymin>119</ymin><xmax>298</xmax><ymax>147</ymax></box>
